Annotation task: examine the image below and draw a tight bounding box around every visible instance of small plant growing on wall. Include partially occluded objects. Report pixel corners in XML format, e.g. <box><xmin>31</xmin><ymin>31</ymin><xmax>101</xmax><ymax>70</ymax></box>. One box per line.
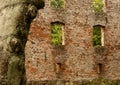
<box><xmin>51</xmin><ymin>0</ymin><xmax>64</xmax><ymax>8</ymax></box>
<box><xmin>93</xmin><ymin>0</ymin><xmax>104</xmax><ymax>13</ymax></box>
<box><xmin>51</xmin><ymin>22</ymin><xmax>63</xmax><ymax>46</ymax></box>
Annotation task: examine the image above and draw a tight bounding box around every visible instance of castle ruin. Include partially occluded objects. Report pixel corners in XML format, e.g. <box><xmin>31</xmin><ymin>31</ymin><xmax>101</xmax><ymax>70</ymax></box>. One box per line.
<box><xmin>25</xmin><ymin>0</ymin><xmax>120</xmax><ymax>84</ymax></box>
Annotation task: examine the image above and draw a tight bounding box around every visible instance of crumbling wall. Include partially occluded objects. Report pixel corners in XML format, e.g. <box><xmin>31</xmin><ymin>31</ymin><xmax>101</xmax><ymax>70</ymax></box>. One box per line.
<box><xmin>101</xmin><ymin>0</ymin><xmax>120</xmax><ymax>79</ymax></box>
<box><xmin>25</xmin><ymin>0</ymin><xmax>120</xmax><ymax>83</ymax></box>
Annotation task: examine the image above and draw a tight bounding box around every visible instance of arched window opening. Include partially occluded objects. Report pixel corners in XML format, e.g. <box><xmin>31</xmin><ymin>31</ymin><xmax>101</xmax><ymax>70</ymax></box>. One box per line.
<box><xmin>51</xmin><ymin>22</ymin><xmax>65</xmax><ymax>46</ymax></box>
<box><xmin>93</xmin><ymin>25</ymin><xmax>105</xmax><ymax>47</ymax></box>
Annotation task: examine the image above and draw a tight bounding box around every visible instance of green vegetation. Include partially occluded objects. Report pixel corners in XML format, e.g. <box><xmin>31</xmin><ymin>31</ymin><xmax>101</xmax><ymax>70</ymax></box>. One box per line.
<box><xmin>51</xmin><ymin>0</ymin><xmax>64</xmax><ymax>8</ymax></box>
<box><xmin>51</xmin><ymin>23</ymin><xmax>63</xmax><ymax>46</ymax></box>
<box><xmin>82</xmin><ymin>79</ymin><xmax>120</xmax><ymax>85</ymax></box>
<box><xmin>93</xmin><ymin>25</ymin><xmax>102</xmax><ymax>46</ymax></box>
<box><xmin>27</xmin><ymin>79</ymin><xmax>120</xmax><ymax>85</ymax></box>
<box><xmin>93</xmin><ymin>0</ymin><xmax>104</xmax><ymax>46</ymax></box>
<box><xmin>93</xmin><ymin>0</ymin><xmax>104</xmax><ymax>12</ymax></box>
<box><xmin>50</xmin><ymin>0</ymin><xmax>104</xmax><ymax>47</ymax></box>
<box><xmin>51</xmin><ymin>24</ymin><xmax>103</xmax><ymax>47</ymax></box>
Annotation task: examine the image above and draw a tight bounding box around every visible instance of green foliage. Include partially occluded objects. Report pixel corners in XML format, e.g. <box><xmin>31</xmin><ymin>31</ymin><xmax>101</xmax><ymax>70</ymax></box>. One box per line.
<box><xmin>82</xmin><ymin>79</ymin><xmax>120</xmax><ymax>85</ymax></box>
<box><xmin>51</xmin><ymin>23</ymin><xmax>63</xmax><ymax>46</ymax></box>
<box><xmin>51</xmin><ymin>0</ymin><xmax>64</xmax><ymax>8</ymax></box>
<box><xmin>93</xmin><ymin>0</ymin><xmax>104</xmax><ymax>12</ymax></box>
<box><xmin>93</xmin><ymin>26</ymin><xmax>101</xmax><ymax>46</ymax></box>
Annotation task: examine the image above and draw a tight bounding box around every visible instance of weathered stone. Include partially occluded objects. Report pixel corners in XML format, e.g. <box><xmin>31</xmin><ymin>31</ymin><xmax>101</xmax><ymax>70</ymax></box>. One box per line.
<box><xmin>25</xmin><ymin>0</ymin><xmax>120</xmax><ymax>83</ymax></box>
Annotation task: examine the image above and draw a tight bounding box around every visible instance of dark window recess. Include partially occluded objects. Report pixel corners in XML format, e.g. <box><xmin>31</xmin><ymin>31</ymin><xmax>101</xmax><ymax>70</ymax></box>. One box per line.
<box><xmin>97</xmin><ymin>63</ymin><xmax>103</xmax><ymax>74</ymax></box>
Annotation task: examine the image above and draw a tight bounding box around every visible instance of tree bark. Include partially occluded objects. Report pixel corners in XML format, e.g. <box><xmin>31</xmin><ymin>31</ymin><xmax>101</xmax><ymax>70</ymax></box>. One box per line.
<box><xmin>0</xmin><ymin>0</ymin><xmax>44</xmax><ymax>85</ymax></box>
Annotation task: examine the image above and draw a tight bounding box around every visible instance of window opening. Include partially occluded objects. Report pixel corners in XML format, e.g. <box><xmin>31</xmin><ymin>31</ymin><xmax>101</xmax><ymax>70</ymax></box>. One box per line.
<box><xmin>51</xmin><ymin>0</ymin><xmax>64</xmax><ymax>8</ymax></box>
<box><xmin>51</xmin><ymin>22</ymin><xmax>65</xmax><ymax>46</ymax></box>
<box><xmin>93</xmin><ymin>25</ymin><xmax>104</xmax><ymax>47</ymax></box>
<box><xmin>93</xmin><ymin>0</ymin><xmax>104</xmax><ymax>12</ymax></box>
<box><xmin>97</xmin><ymin>63</ymin><xmax>103</xmax><ymax>74</ymax></box>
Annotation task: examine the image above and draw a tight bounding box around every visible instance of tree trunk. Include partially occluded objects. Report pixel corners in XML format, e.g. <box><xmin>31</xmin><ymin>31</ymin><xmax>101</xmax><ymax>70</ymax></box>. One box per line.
<box><xmin>0</xmin><ymin>0</ymin><xmax>44</xmax><ymax>85</ymax></box>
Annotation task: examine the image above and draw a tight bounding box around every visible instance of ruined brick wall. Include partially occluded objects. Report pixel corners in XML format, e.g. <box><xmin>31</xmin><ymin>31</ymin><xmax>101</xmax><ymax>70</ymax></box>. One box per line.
<box><xmin>102</xmin><ymin>0</ymin><xmax>120</xmax><ymax>79</ymax></box>
<box><xmin>25</xmin><ymin>0</ymin><xmax>120</xmax><ymax>82</ymax></box>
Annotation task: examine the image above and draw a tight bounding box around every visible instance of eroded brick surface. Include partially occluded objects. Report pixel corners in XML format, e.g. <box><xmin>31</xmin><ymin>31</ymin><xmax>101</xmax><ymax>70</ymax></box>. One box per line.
<box><xmin>25</xmin><ymin>0</ymin><xmax>120</xmax><ymax>82</ymax></box>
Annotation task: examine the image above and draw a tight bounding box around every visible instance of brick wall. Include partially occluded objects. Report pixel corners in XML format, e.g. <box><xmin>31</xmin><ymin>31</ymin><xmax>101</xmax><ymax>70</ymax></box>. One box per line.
<box><xmin>25</xmin><ymin>0</ymin><xmax>120</xmax><ymax>82</ymax></box>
